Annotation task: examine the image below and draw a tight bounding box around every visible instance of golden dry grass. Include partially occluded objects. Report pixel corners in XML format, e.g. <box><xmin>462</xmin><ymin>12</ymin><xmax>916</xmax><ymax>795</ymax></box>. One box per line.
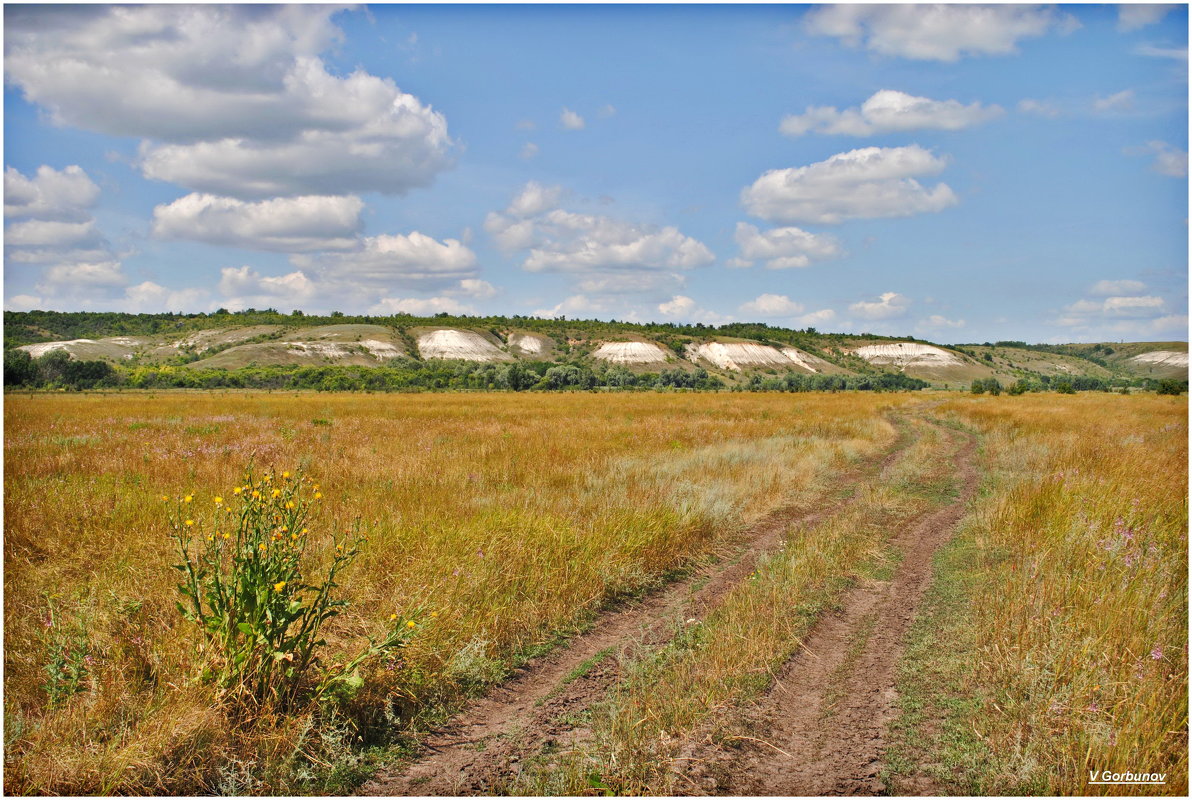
<box><xmin>938</xmin><ymin>394</ymin><xmax>1187</xmax><ymax>795</ymax></box>
<box><xmin>4</xmin><ymin>390</ymin><xmax>908</xmax><ymax>794</ymax></box>
<box><xmin>510</xmin><ymin>415</ymin><xmax>959</xmax><ymax>795</ymax></box>
<box><xmin>5</xmin><ymin>391</ymin><xmax>1184</xmax><ymax>795</ymax></box>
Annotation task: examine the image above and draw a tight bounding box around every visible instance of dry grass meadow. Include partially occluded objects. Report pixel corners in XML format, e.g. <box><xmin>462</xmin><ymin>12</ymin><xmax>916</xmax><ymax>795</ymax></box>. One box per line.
<box><xmin>2</xmin><ymin>390</ymin><xmax>1186</xmax><ymax>795</ymax></box>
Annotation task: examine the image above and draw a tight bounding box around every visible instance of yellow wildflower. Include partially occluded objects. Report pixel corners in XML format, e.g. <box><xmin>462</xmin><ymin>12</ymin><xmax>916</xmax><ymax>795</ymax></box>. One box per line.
<box><xmin>431</xmin><ymin>611</ymin><xmax>439</xmax><ymax>618</ymax></box>
<box><xmin>285</xmin><ymin>501</ymin><xmax>295</xmax><ymax>510</ymax></box>
<box><xmin>184</xmin><ymin>519</ymin><xmax>195</xmax><ymax>527</ymax></box>
<box><xmin>251</xmin><ymin>490</ymin><xmax>261</xmax><ymax>499</ymax></box>
<box><xmin>389</xmin><ymin>613</ymin><xmax>398</xmax><ymax>621</ymax></box>
<box><xmin>406</xmin><ymin>620</ymin><xmax>416</xmax><ymax>629</ymax></box>
<box><xmin>233</xmin><ymin>487</ymin><xmax>242</xmax><ymax>495</ymax></box>
<box><xmin>301</xmin><ymin>528</ymin><xmax>309</xmax><ymax>535</ymax></box>
<box><xmin>314</xmin><ymin>492</ymin><xmax>323</xmax><ymax>500</ymax></box>
<box><xmin>273</xmin><ymin>581</ymin><xmax>287</xmax><ymax>592</ymax></box>
<box><xmin>271</xmin><ymin>489</ymin><xmax>281</xmax><ymax>499</ymax></box>
<box><xmin>160</xmin><ymin>495</ymin><xmax>169</xmax><ymax>502</ymax></box>
<box><xmin>184</xmin><ymin>495</ymin><xmax>193</xmax><ymax>504</ymax></box>
<box><xmin>213</xmin><ymin>496</ymin><xmax>223</xmax><ymax>505</ymax></box>
<box><xmin>282</xmin><ymin>471</ymin><xmax>291</xmax><ymax>479</ymax></box>
<box><xmin>222</xmin><ymin>533</ymin><xmax>230</xmax><ymax>540</ymax></box>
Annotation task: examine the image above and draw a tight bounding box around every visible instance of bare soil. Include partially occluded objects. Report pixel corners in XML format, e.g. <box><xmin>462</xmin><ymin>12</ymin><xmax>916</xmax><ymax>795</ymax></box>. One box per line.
<box><xmin>363</xmin><ymin>417</ymin><xmax>917</xmax><ymax>796</ymax></box>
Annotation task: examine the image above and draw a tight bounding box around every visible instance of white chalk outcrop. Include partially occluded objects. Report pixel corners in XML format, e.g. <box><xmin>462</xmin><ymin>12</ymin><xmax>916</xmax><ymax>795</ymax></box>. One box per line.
<box><xmin>416</xmin><ymin>329</ymin><xmax>510</xmax><ymax>362</ymax></box>
<box><xmin>18</xmin><ymin>338</ymin><xmax>137</xmax><ymax>360</ymax></box>
<box><xmin>591</xmin><ymin>341</ymin><xmax>671</xmax><ymax>365</ymax></box>
<box><xmin>851</xmin><ymin>342</ymin><xmax>964</xmax><ymax>368</ymax></box>
<box><xmin>780</xmin><ymin>347</ymin><xmax>822</xmax><ymax>373</ymax></box>
<box><xmin>280</xmin><ymin>341</ymin><xmax>402</xmax><ymax>361</ymax></box>
<box><xmin>685</xmin><ymin>341</ymin><xmax>821</xmax><ymax>372</ymax></box>
<box><xmin>358</xmin><ymin>340</ymin><xmax>405</xmax><ymax>360</ymax></box>
<box><xmin>20</xmin><ymin>339</ymin><xmax>97</xmax><ymax>358</ymax></box>
<box><xmin>1130</xmin><ymin>351</ymin><xmax>1188</xmax><ymax>369</ymax></box>
<box><xmin>507</xmin><ymin>333</ymin><xmax>551</xmax><ymax>356</ymax></box>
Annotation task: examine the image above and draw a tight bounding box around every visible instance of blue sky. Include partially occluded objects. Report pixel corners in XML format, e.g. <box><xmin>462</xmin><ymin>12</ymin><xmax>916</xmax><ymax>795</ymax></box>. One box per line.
<box><xmin>3</xmin><ymin>3</ymin><xmax>1188</xmax><ymax>344</ymax></box>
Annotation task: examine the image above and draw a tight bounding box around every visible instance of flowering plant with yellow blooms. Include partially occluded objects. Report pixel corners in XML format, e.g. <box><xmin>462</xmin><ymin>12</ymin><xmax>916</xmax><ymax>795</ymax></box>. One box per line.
<box><xmin>168</xmin><ymin>467</ymin><xmax>420</xmax><ymax>710</ymax></box>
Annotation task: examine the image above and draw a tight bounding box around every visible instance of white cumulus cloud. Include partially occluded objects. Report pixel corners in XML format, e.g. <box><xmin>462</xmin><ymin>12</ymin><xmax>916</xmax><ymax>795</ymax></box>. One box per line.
<box><xmin>560</xmin><ymin>108</ymin><xmax>585</xmax><ymax>130</ymax></box>
<box><xmin>369</xmin><ymin>296</ymin><xmax>477</xmax><ymax>316</ymax></box>
<box><xmin>1143</xmin><ymin>141</ymin><xmax>1188</xmax><ymax>177</ymax></box>
<box><xmin>1091</xmin><ymin>279</ymin><xmax>1148</xmax><ymax>296</ymax></box>
<box><xmin>5</xmin><ymin>294</ymin><xmax>45</xmax><ymax>312</ymax></box>
<box><xmin>915</xmin><ymin>314</ymin><xmax>966</xmax><ymax>332</ymax></box>
<box><xmin>456</xmin><ymin>279</ymin><xmax>498</xmax><ymax>299</ymax></box>
<box><xmin>123</xmin><ymin>281</ymin><xmax>209</xmax><ymax>313</ymax></box>
<box><xmin>1054</xmin><ymin>278</ymin><xmax>1179</xmax><ymax>337</ymax></box>
<box><xmin>658</xmin><ymin>295</ymin><xmax>696</xmax><ymax>317</ymax></box>
<box><xmin>4</xmin><ymin>164</ymin><xmax>100</xmax><ymax>221</ymax></box>
<box><xmin>739</xmin><ymin>293</ymin><xmax>805</xmax><ymax>317</ymax></box>
<box><xmin>4</xmin><ymin>219</ymin><xmax>103</xmax><ymax>249</ymax></box>
<box><xmin>293</xmin><ymin>231</ymin><xmax>478</xmax><ymax>290</ymax></box>
<box><xmin>217</xmin><ymin>266</ymin><xmax>319</xmax><ymax>310</ymax></box>
<box><xmin>486</xmin><ymin>183</ymin><xmax>714</xmax><ymax>275</ymax></box>
<box><xmin>850</xmin><ymin>291</ymin><xmax>911</xmax><ymax>320</ymax></box>
<box><xmin>804</xmin><ymin>4</ymin><xmax>1078</xmax><ymax>62</ymax></box>
<box><xmin>796</xmin><ymin>308</ymin><xmax>837</xmax><ymax>327</ymax></box>
<box><xmin>1117</xmin><ymin>4</ymin><xmax>1175</xmax><ymax>32</ymax></box>
<box><xmin>780</xmin><ymin>89</ymin><xmax>1003</xmax><ymax>137</ymax></box>
<box><xmin>741</xmin><ymin>145</ymin><xmax>957</xmax><ymax>225</ymax></box>
<box><xmin>531</xmin><ymin>294</ymin><xmax>608</xmax><ymax>319</ymax></box>
<box><xmin>4</xmin><ymin>164</ymin><xmax>127</xmax><ymax>297</ymax></box>
<box><xmin>42</xmin><ymin>260</ymin><xmax>128</xmax><ymax>289</ymax></box>
<box><xmin>6</xmin><ymin>5</ymin><xmax>453</xmax><ymax>199</ymax></box>
<box><xmin>151</xmin><ymin>193</ymin><xmax>364</xmax><ymax>252</ymax></box>
<box><xmin>731</xmin><ymin>222</ymin><xmax>843</xmax><ymax>269</ymax></box>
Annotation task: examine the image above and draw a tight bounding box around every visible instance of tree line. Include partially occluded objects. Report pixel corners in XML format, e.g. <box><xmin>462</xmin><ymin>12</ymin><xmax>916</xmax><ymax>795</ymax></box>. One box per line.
<box><xmin>5</xmin><ymin>349</ymin><xmax>932</xmax><ymax>393</ymax></box>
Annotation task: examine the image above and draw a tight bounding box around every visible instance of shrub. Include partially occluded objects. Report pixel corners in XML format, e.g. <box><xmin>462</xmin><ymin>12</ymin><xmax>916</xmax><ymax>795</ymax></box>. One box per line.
<box><xmin>169</xmin><ymin>469</ymin><xmax>418</xmax><ymax>712</ymax></box>
<box><xmin>1156</xmin><ymin>379</ymin><xmax>1185</xmax><ymax>396</ymax></box>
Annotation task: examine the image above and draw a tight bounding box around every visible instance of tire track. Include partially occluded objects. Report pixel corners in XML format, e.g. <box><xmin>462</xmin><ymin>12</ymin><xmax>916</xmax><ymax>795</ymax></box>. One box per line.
<box><xmin>677</xmin><ymin>418</ymin><xmax>978</xmax><ymax>796</ymax></box>
<box><xmin>364</xmin><ymin>415</ymin><xmax>921</xmax><ymax>796</ymax></box>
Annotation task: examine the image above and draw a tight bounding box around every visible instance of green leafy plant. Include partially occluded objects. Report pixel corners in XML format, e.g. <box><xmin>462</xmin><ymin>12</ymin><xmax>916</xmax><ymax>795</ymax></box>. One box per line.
<box><xmin>39</xmin><ymin>593</ymin><xmax>93</xmax><ymax>708</ymax></box>
<box><xmin>168</xmin><ymin>468</ymin><xmax>417</xmax><ymax>711</ymax></box>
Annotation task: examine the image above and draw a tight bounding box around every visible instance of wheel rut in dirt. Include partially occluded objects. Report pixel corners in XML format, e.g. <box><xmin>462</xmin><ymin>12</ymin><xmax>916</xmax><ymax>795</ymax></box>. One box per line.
<box><xmin>678</xmin><ymin>419</ymin><xmax>978</xmax><ymax>796</ymax></box>
<box><xmin>363</xmin><ymin>416</ymin><xmax>920</xmax><ymax>796</ymax></box>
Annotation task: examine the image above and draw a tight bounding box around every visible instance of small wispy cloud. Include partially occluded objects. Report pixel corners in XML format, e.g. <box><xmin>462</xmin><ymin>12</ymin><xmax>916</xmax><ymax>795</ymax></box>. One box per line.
<box><xmin>560</xmin><ymin>108</ymin><xmax>585</xmax><ymax>130</ymax></box>
<box><xmin>1093</xmin><ymin>89</ymin><xmax>1135</xmax><ymax>113</ymax></box>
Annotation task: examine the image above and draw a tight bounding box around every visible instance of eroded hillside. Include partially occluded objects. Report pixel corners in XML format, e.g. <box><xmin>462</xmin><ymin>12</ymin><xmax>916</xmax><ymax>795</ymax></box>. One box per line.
<box><xmin>4</xmin><ymin>310</ymin><xmax>1185</xmax><ymax>388</ymax></box>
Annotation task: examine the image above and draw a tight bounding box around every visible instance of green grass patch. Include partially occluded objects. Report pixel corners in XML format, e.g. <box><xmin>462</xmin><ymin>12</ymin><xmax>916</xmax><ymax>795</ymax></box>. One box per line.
<box><xmin>882</xmin><ymin>520</ymin><xmax>1041</xmax><ymax>796</ymax></box>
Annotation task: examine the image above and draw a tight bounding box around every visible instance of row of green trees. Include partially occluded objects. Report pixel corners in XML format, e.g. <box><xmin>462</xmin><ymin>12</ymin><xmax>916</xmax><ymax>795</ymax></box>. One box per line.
<box><xmin>4</xmin><ymin>349</ymin><xmax>924</xmax><ymax>393</ymax></box>
<box><xmin>972</xmin><ymin>375</ymin><xmax>1186</xmax><ymax>395</ymax></box>
<box><xmin>8</xmin><ymin>348</ymin><xmax>1183</xmax><ymax>395</ymax></box>
<box><xmin>3</xmin><ymin>350</ymin><xmax>723</xmax><ymax>392</ymax></box>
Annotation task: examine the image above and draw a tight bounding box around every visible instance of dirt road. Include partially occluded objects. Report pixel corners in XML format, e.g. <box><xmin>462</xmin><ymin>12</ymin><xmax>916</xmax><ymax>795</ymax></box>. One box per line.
<box><xmin>365</xmin><ymin>414</ymin><xmax>975</xmax><ymax>796</ymax></box>
<box><xmin>679</xmin><ymin>422</ymin><xmax>977</xmax><ymax>795</ymax></box>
